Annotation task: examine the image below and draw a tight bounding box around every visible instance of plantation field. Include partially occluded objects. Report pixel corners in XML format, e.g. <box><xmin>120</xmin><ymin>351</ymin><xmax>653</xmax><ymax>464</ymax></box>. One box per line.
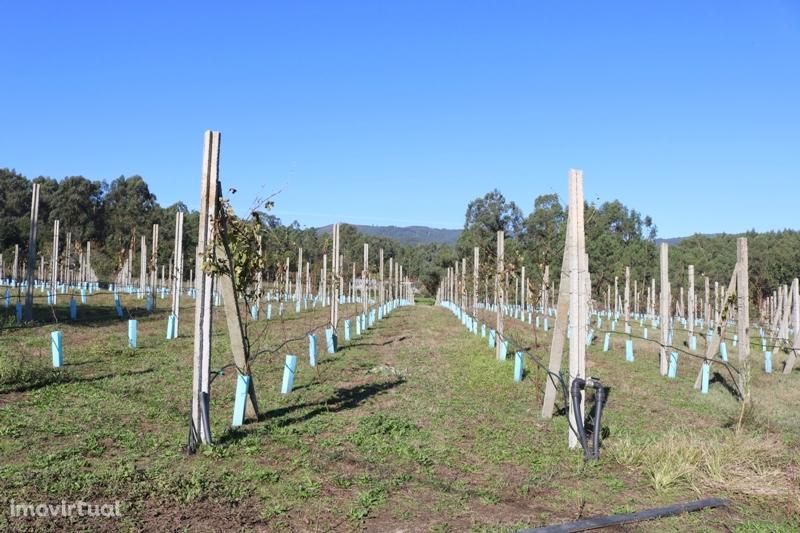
<box><xmin>1</xmin><ymin>295</ymin><xmax>798</xmax><ymax>531</ymax></box>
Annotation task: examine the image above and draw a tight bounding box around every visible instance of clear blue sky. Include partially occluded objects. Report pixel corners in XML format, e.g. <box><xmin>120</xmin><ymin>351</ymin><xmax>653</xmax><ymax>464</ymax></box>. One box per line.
<box><xmin>2</xmin><ymin>1</ymin><xmax>798</xmax><ymax>238</ymax></box>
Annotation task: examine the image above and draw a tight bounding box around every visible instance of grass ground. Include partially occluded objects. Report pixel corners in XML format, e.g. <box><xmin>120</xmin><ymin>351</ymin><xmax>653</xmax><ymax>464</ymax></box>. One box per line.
<box><xmin>0</xmin><ymin>293</ymin><xmax>798</xmax><ymax>531</ymax></box>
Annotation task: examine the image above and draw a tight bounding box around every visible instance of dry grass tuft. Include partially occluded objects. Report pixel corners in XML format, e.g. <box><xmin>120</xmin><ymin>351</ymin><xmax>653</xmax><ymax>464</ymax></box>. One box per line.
<box><xmin>607</xmin><ymin>430</ymin><xmax>795</xmax><ymax>497</ymax></box>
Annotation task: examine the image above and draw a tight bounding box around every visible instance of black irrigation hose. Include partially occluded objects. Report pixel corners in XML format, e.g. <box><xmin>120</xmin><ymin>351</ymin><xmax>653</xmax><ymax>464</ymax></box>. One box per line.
<box><xmin>518</xmin><ymin>497</ymin><xmax>729</xmax><ymax>533</ymax></box>
<box><xmin>570</xmin><ymin>379</ymin><xmax>590</xmax><ymax>458</ymax></box>
<box><xmin>570</xmin><ymin>377</ymin><xmax>606</xmax><ymax>461</ymax></box>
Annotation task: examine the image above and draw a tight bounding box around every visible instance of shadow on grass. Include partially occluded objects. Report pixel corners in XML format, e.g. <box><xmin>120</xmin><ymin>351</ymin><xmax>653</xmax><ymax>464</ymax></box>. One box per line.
<box><xmin>64</xmin><ymin>359</ymin><xmax>104</xmax><ymax>367</ymax></box>
<box><xmin>217</xmin><ymin>378</ymin><xmax>406</xmax><ymax>446</ymax></box>
<box><xmin>710</xmin><ymin>371</ymin><xmax>741</xmax><ymax>399</ymax></box>
<box><xmin>0</xmin><ymin>368</ymin><xmax>155</xmax><ymax>394</ymax></box>
<box><xmin>338</xmin><ymin>335</ymin><xmax>410</xmax><ymax>351</ymax></box>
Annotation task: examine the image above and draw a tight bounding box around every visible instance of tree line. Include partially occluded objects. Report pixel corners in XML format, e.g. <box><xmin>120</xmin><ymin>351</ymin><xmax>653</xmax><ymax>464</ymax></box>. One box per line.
<box><xmin>448</xmin><ymin>189</ymin><xmax>798</xmax><ymax>307</ymax></box>
<box><xmin>1</xmin><ymin>168</ymin><xmax>796</xmax><ymax>304</ymax></box>
<box><xmin>0</xmin><ymin>168</ymin><xmax>438</xmax><ymax>287</ymax></box>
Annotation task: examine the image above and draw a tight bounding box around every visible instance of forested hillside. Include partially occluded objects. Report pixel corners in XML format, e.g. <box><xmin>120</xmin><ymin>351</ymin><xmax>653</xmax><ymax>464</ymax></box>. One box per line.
<box><xmin>317</xmin><ymin>224</ymin><xmax>461</xmax><ymax>246</ymax></box>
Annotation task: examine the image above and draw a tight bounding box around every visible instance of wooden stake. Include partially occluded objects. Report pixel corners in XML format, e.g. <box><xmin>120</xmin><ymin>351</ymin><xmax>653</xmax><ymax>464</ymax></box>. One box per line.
<box><xmin>51</xmin><ymin>219</ymin><xmax>59</xmax><ymax>305</ymax></box>
<box><xmin>190</xmin><ymin>130</ymin><xmax>221</xmax><ymax>449</ymax></box>
<box><xmin>567</xmin><ymin>169</ymin><xmax>587</xmax><ymax>449</ymax></box>
<box><xmin>172</xmin><ymin>211</ymin><xmax>184</xmax><ymax>319</ymax></box>
<box><xmin>13</xmin><ymin>244</ymin><xmax>19</xmax><ymax>286</ymax></box>
<box><xmin>473</xmin><ymin>247</ymin><xmax>479</xmax><ymax>314</ymax></box>
<box><xmin>496</xmin><ymin>230</ymin><xmax>505</xmax><ymax>361</ymax></box>
<box><xmin>25</xmin><ymin>183</ymin><xmax>40</xmax><ymax>320</ymax></box>
<box><xmin>543</xmin><ymin>265</ymin><xmax>550</xmax><ymax>312</ymax></box>
<box><xmin>305</xmin><ymin>261</ymin><xmax>310</xmax><ymax>300</ymax></box>
<box><xmin>330</xmin><ymin>223</ymin><xmax>340</xmax><ymax>329</ymax></box>
<box><xmin>650</xmin><ymin>277</ymin><xmax>656</xmax><ymax>317</ymax></box>
<box><xmin>284</xmin><ymin>257</ymin><xmax>290</xmax><ymax>300</ymax></box>
<box><xmin>296</xmin><ymin>248</ymin><xmax>303</xmax><ymax>302</ymax></box>
<box><xmin>461</xmin><ymin>257</ymin><xmax>466</xmax><ymax>309</ymax></box>
<box><xmin>659</xmin><ymin>243</ymin><xmax>669</xmax><ymax>375</ymax></box>
<box><xmin>151</xmin><ymin>223</ymin><xmax>159</xmax><ymax>302</ymax></box>
<box><xmin>688</xmin><ymin>265</ymin><xmax>695</xmax><ymax>338</ymax></box>
<box><xmin>379</xmin><ymin>248</ymin><xmax>384</xmax><ymax>307</ymax></box>
<box><xmin>736</xmin><ymin>238</ymin><xmax>749</xmax><ymax>396</ymax></box>
<box><xmin>362</xmin><ymin>243</ymin><xmax>369</xmax><ymax>313</ymax></box>
<box><xmin>388</xmin><ymin>255</ymin><xmax>393</xmax><ymax>301</ymax></box>
<box><xmin>64</xmin><ymin>231</ymin><xmax>71</xmax><ymax>287</ymax></box>
<box><xmin>140</xmin><ymin>236</ymin><xmax>147</xmax><ymax>297</ymax></box>
<box><xmin>624</xmin><ymin>266</ymin><xmax>630</xmax><ymax>330</ymax></box>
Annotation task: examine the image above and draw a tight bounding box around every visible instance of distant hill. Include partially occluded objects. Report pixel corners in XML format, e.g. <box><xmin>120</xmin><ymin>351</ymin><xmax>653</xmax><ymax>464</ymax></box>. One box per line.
<box><xmin>654</xmin><ymin>236</ymin><xmax>686</xmax><ymax>246</ymax></box>
<box><xmin>314</xmin><ymin>227</ymin><xmax>707</xmax><ymax>247</ymax></box>
<box><xmin>317</xmin><ymin>224</ymin><xmax>462</xmax><ymax>246</ymax></box>
<box><xmin>655</xmin><ymin>233</ymin><xmax>723</xmax><ymax>246</ymax></box>
<box><xmin>314</xmin><ymin>228</ymin><xmax>719</xmax><ymax>248</ymax></box>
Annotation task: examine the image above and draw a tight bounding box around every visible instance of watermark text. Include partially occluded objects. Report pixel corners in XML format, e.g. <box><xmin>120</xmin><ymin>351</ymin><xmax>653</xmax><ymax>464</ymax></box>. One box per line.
<box><xmin>8</xmin><ymin>500</ymin><xmax>121</xmax><ymax>519</ymax></box>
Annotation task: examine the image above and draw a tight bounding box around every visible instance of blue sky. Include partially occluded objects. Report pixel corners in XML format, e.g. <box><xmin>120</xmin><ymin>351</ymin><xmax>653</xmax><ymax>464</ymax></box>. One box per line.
<box><xmin>1</xmin><ymin>1</ymin><xmax>798</xmax><ymax>238</ymax></box>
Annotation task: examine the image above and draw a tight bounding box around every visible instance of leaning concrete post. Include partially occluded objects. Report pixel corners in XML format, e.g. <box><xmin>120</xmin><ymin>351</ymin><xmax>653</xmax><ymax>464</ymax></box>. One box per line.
<box><xmin>542</xmin><ymin>220</ymin><xmax>571</xmax><ymax>419</ymax></box>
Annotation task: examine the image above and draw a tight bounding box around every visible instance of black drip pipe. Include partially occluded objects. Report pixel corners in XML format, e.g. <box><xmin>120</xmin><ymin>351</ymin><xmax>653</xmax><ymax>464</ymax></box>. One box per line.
<box><xmin>592</xmin><ymin>383</ymin><xmax>605</xmax><ymax>458</ymax></box>
<box><xmin>570</xmin><ymin>377</ymin><xmax>606</xmax><ymax>460</ymax></box>
<box><xmin>518</xmin><ymin>497</ymin><xmax>729</xmax><ymax>532</ymax></box>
